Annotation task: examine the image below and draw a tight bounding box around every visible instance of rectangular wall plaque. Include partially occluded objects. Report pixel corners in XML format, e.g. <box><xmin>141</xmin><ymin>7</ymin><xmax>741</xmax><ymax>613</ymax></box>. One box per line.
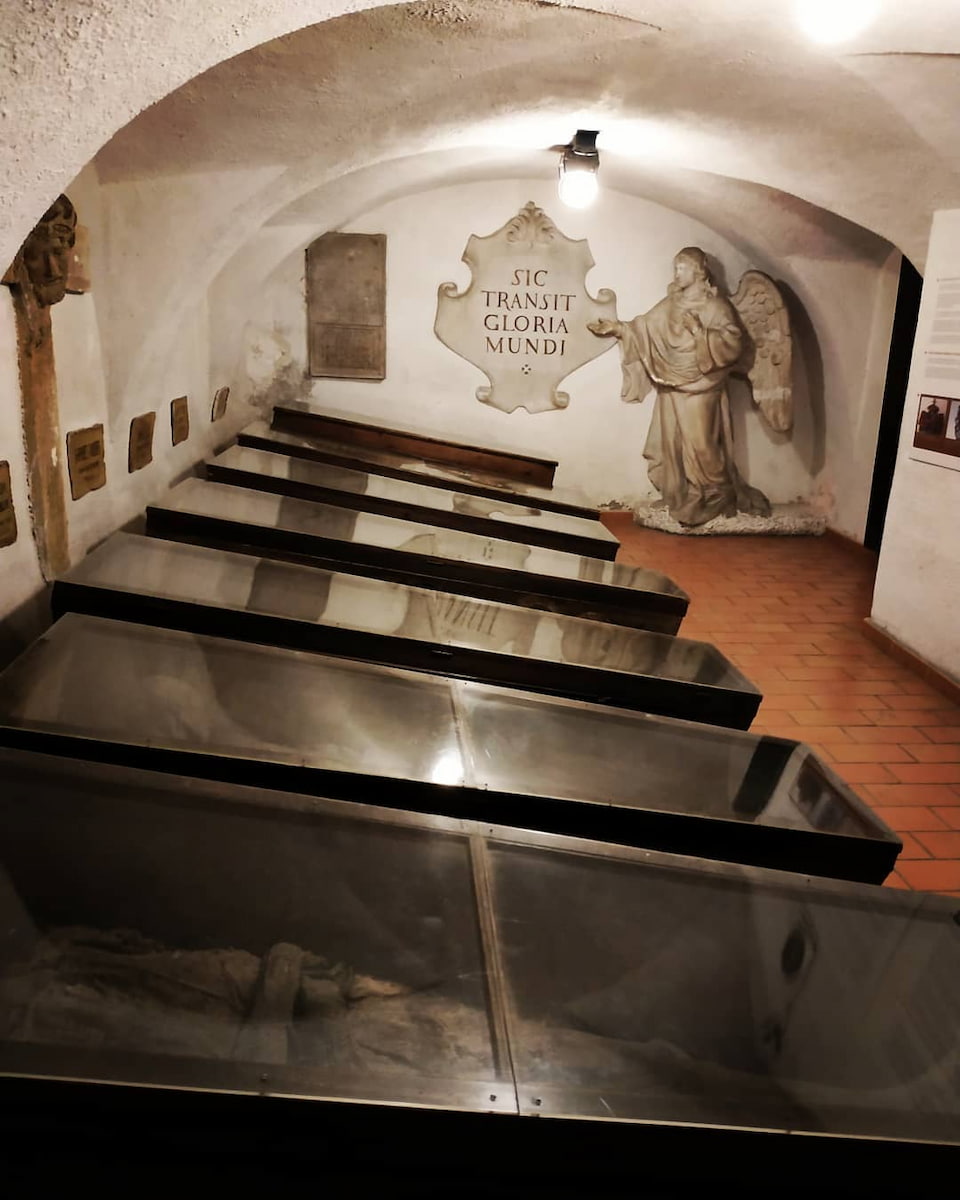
<box><xmin>306</xmin><ymin>232</ymin><xmax>386</xmax><ymax>380</ymax></box>
<box><xmin>128</xmin><ymin>411</ymin><xmax>156</xmax><ymax>473</ymax></box>
<box><xmin>0</xmin><ymin>461</ymin><xmax>17</xmax><ymax>548</ymax></box>
<box><xmin>211</xmin><ymin>386</ymin><xmax>230</xmax><ymax>422</ymax></box>
<box><xmin>170</xmin><ymin>396</ymin><xmax>190</xmax><ymax>446</ymax></box>
<box><xmin>66</xmin><ymin>424</ymin><xmax>106</xmax><ymax>501</ymax></box>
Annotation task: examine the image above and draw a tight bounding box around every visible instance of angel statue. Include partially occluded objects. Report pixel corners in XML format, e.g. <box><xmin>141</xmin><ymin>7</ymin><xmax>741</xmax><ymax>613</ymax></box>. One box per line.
<box><xmin>588</xmin><ymin>247</ymin><xmax>792</xmax><ymax>527</ymax></box>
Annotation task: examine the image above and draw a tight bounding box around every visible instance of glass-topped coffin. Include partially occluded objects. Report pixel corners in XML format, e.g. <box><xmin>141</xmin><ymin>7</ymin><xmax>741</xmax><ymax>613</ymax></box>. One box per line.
<box><xmin>146</xmin><ymin>478</ymin><xmax>688</xmax><ymax>635</ymax></box>
<box><xmin>0</xmin><ymin>614</ymin><xmax>898</xmax><ymax>882</ymax></box>
<box><xmin>271</xmin><ymin>403</ymin><xmax>558</xmax><ymax>488</ymax></box>
<box><xmin>0</xmin><ymin>748</ymin><xmax>953</xmax><ymax>1151</ymax></box>
<box><xmin>0</xmin><ymin>749</ymin><xmax>506</xmax><ymax>1113</ymax></box>
<box><xmin>206</xmin><ymin>444</ymin><xmax>619</xmax><ymax>561</ymax></box>
<box><xmin>53</xmin><ymin>533</ymin><xmax>759</xmax><ymax>729</ymax></box>
<box><xmin>239</xmin><ymin>418</ymin><xmax>600</xmax><ymax>520</ymax></box>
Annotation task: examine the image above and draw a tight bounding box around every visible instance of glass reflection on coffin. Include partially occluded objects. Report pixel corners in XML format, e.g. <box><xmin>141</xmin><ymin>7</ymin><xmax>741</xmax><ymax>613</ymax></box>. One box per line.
<box><xmin>0</xmin><ymin>614</ymin><xmax>896</xmax><ymax>881</ymax></box>
<box><xmin>0</xmin><ymin>755</ymin><xmax>502</xmax><ymax>1105</ymax></box>
<box><xmin>56</xmin><ymin>532</ymin><xmax>757</xmax><ymax>727</ymax></box>
<box><xmin>0</xmin><ymin>751</ymin><xmax>954</xmax><ymax>1145</ymax></box>
<box><xmin>148</xmin><ymin>477</ymin><xmax>687</xmax><ymax>622</ymax></box>
<box><xmin>491</xmin><ymin>841</ymin><xmax>960</xmax><ymax>1141</ymax></box>
<box><xmin>238</xmin><ymin>419</ymin><xmax>598</xmax><ymax>519</ymax></box>
<box><xmin>207</xmin><ymin>444</ymin><xmax>617</xmax><ymax>556</ymax></box>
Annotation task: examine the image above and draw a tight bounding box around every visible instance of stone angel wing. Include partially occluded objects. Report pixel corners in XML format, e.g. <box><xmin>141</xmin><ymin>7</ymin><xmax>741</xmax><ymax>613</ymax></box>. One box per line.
<box><xmin>730</xmin><ymin>271</ymin><xmax>793</xmax><ymax>434</ymax></box>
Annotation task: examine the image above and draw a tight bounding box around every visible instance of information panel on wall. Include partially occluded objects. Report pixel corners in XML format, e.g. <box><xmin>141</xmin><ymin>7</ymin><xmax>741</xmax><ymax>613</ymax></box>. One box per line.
<box><xmin>909</xmin><ymin>273</ymin><xmax>960</xmax><ymax>472</ymax></box>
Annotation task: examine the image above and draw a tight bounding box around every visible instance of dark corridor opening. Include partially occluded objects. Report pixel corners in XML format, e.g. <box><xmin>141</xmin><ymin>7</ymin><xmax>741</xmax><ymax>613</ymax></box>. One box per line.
<box><xmin>864</xmin><ymin>255</ymin><xmax>923</xmax><ymax>553</ymax></box>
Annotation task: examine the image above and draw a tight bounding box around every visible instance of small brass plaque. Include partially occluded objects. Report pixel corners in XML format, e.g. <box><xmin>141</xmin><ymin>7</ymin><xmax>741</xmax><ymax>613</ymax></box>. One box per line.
<box><xmin>66</xmin><ymin>424</ymin><xmax>107</xmax><ymax>501</ymax></box>
<box><xmin>211</xmin><ymin>386</ymin><xmax>230</xmax><ymax>422</ymax></box>
<box><xmin>128</xmin><ymin>411</ymin><xmax>156</xmax><ymax>473</ymax></box>
<box><xmin>170</xmin><ymin>396</ymin><xmax>190</xmax><ymax>446</ymax></box>
<box><xmin>0</xmin><ymin>461</ymin><xmax>17</xmax><ymax>548</ymax></box>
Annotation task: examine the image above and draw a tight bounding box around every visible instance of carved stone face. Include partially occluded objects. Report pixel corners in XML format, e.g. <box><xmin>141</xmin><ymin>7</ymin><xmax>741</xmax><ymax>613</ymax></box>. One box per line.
<box><xmin>673</xmin><ymin>254</ymin><xmax>702</xmax><ymax>291</ymax></box>
<box><xmin>20</xmin><ymin>196</ymin><xmax>76</xmax><ymax>307</ymax></box>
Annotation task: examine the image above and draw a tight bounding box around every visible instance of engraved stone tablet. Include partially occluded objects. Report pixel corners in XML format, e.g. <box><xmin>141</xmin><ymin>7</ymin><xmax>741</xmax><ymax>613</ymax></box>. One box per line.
<box><xmin>435</xmin><ymin>201</ymin><xmax>617</xmax><ymax>414</ymax></box>
<box><xmin>170</xmin><ymin>396</ymin><xmax>190</xmax><ymax>446</ymax></box>
<box><xmin>211</xmin><ymin>386</ymin><xmax>230</xmax><ymax>422</ymax></box>
<box><xmin>66</xmin><ymin>424</ymin><xmax>106</xmax><ymax>500</ymax></box>
<box><xmin>307</xmin><ymin>232</ymin><xmax>386</xmax><ymax>380</ymax></box>
<box><xmin>128</xmin><ymin>412</ymin><xmax>156</xmax><ymax>473</ymax></box>
<box><xmin>0</xmin><ymin>462</ymin><xmax>17</xmax><ymax>547</ymax></box>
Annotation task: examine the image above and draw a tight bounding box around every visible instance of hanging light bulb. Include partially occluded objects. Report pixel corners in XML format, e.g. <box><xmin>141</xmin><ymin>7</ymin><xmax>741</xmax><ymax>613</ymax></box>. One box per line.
<box><xmin>794</xmin><ymin>0</ymin><xmax>879</xmax><ymax>44</ymax></box>
<box><xmin>558</xmin><ymin>130</ymin><xmax>600</xmax><ymax>209</ymax></box>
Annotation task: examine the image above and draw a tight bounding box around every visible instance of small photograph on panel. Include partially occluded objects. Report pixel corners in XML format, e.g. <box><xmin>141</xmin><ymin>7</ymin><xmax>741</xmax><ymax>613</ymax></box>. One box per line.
<box><xmin>947</xmin><ymin>399</ymin><xmax>960</xmax><ymax>441</ymax></box>
<box><xmin>914</xmin><ymin>393</ymin><xmax>949</xmax><ymax>441</ymax></box>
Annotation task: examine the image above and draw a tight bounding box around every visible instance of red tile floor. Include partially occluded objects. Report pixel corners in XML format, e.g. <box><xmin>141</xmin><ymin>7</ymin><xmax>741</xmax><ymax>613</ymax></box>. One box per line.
<box><xmin>603</xmin><ymin>511</ymin><xmax>960</xmax><ymax>895</ymax></box>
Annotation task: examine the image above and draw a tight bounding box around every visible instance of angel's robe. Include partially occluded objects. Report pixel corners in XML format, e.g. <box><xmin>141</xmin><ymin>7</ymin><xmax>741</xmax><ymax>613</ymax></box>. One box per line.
<box><xmin>615</xmin><ymin>282</ymin><xmax>770</xmax><ymax>526</ymax></box>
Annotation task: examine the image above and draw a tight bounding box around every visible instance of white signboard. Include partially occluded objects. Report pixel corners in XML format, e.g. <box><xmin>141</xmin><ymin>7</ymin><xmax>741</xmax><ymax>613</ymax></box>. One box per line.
<box><xmin>908</xmin><ymin>273</ymin><xmax>960</xmax><ymax>472</ymax></box>
<box><xmin>435</xmin><ymin>201</ymin><xmax>617</xmax><ymax>415</ymax></box>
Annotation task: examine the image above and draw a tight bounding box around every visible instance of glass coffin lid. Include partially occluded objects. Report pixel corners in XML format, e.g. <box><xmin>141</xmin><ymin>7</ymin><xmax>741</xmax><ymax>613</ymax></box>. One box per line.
<box><xmin>146</xmin><ymin>477</ymin><xmax>688</xmax><ymax>634</ymax></box>
<box><xmin>489</xmin><ymin>832</ymin><xmax>960</xmax><ymax>1148</ymax></box>
<box><xmin>205</xmin><ymin>444</ymin><xmax>619</xmax><ymax>560</ymax></box>
<box><xmin>0</xmin><ymin>749</ymin><xmax>507</xmax><ymax>1112</ymax></box>
<box><xmin>238</xmin><ymin>418</ymin><xmax>600</xmax><ymax>520</ymax></box>
<box><xmin>53</xmin><ymin>533</ymin><xmax>759</xmax><ymax>729</ymax></box>
<box><xmin>0</xmin><ymin>748</ymin><xmax>954</xmax><ymax>1158</ymax></box>
<box><xmin>0</xmin><ymin>614</ymin><xmax>898</xmax><ymax>882</ymax></box>
<box><xmin>270</xmin><ymin>403</ymin><xmax>558</xmax><ymax>488</ymax></box>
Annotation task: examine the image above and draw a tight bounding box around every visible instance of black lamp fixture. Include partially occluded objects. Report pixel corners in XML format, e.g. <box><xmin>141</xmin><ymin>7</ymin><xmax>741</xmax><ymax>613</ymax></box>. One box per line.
<box><xmin>558</xmin><ymin>129</ymin><xmax>600</xmax><ymax>209</ymax></box>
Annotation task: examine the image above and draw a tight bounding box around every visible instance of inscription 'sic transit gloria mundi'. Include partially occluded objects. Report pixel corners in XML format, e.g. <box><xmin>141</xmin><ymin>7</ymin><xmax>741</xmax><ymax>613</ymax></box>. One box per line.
<box><xmin>435</xmin><ymin>202</ymin><xmax>617</xmax><ymax>415</ymax></box>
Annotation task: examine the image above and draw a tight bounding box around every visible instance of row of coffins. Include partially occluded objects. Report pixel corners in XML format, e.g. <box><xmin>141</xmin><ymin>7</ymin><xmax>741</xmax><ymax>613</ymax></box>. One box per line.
<box><xmin>2</xmin><ymin>406</ymin><xmax>947</xmax><ymax>1181</ymax></box>
<box><xmin>0</xmin><ymin>610</ymin><xmax>894</xmax><ymax>882</ymax></box>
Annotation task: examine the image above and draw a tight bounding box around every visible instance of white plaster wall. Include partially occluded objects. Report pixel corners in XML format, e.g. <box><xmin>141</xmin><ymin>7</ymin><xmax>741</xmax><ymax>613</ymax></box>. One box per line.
<box><xmin>0</xmin><ymin>162</ymin><xmax>257</xmax><ymax>638</ymax></box>
<box><xmin>236</xmin><ymin>177</ymin><xmax>895</xmax><ymax>525</ymax></box>
<box><xmin>50</xmin><ymin>291</ymin><xmax>227</xmax><ymax>561</ymax></box>
<box><xmin>50</xmin><ymin>166</ymin><xmax>255</xmax><ymax>564</ymax></box>
<box><xmin>778</xmin><ymin>251</ymin><xmax>900</xmax><ymax>539</ymax></box>
<box><xmin>872</xmin><ymin>210</ymin><xmax>960</xmax><ymax>680</ymax></box>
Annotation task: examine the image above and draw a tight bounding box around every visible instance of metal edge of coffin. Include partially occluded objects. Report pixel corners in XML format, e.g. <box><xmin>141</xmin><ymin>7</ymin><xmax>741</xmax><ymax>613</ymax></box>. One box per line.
<box><xmin>142</xmin><ymin>506</ymin><xmax>688</xmax><ymax>635</ymax></box>
<box><xmin>0</xmin><ymin>725</ymin><xmax>900</xmax><ymax>886</ymax></box>
<box><xmin>236</xmin><ymin>427</ymin><xmax>600</xmax><ymax>521</ymax></box>
<box><xmin>2</xmin><ymin>1067</ymin><xmax>954</xmax><ymax>1192</ymax></box>
<box><xmin>271</xmin><ymin>406</ymin><xmax>558</xmax><ymax>488</ymax></box>
<box><xmin>202</xmin><ymin>460</ymin><xmax>618</xmax><ymax>562</ymax></box>
<box><xmin>49</xmin><ymin>579</ymin><xmax>760</xmax><ymax>731</ymax></box>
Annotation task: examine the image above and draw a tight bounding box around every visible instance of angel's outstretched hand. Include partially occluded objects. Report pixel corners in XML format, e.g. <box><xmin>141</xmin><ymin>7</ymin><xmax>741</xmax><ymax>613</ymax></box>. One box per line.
<box><xmin>588</xmin><ymin>318</ymin><xmax>620</xmax><ymax>337</ymax></box>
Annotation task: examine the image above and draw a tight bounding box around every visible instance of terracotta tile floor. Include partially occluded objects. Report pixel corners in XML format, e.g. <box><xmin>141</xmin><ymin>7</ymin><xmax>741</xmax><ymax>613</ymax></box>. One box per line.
<box><xmin>602</xmin><ymin>511</ymin><xmax>960</xmax><ymax>895</ymax></box>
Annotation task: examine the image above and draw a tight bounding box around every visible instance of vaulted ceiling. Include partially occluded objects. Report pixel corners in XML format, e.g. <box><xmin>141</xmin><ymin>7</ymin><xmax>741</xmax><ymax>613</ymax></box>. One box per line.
<box><xmin>3</xmin><ymin>1</ymin><xmax>960</xmax><ymax>273</ymax></box>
